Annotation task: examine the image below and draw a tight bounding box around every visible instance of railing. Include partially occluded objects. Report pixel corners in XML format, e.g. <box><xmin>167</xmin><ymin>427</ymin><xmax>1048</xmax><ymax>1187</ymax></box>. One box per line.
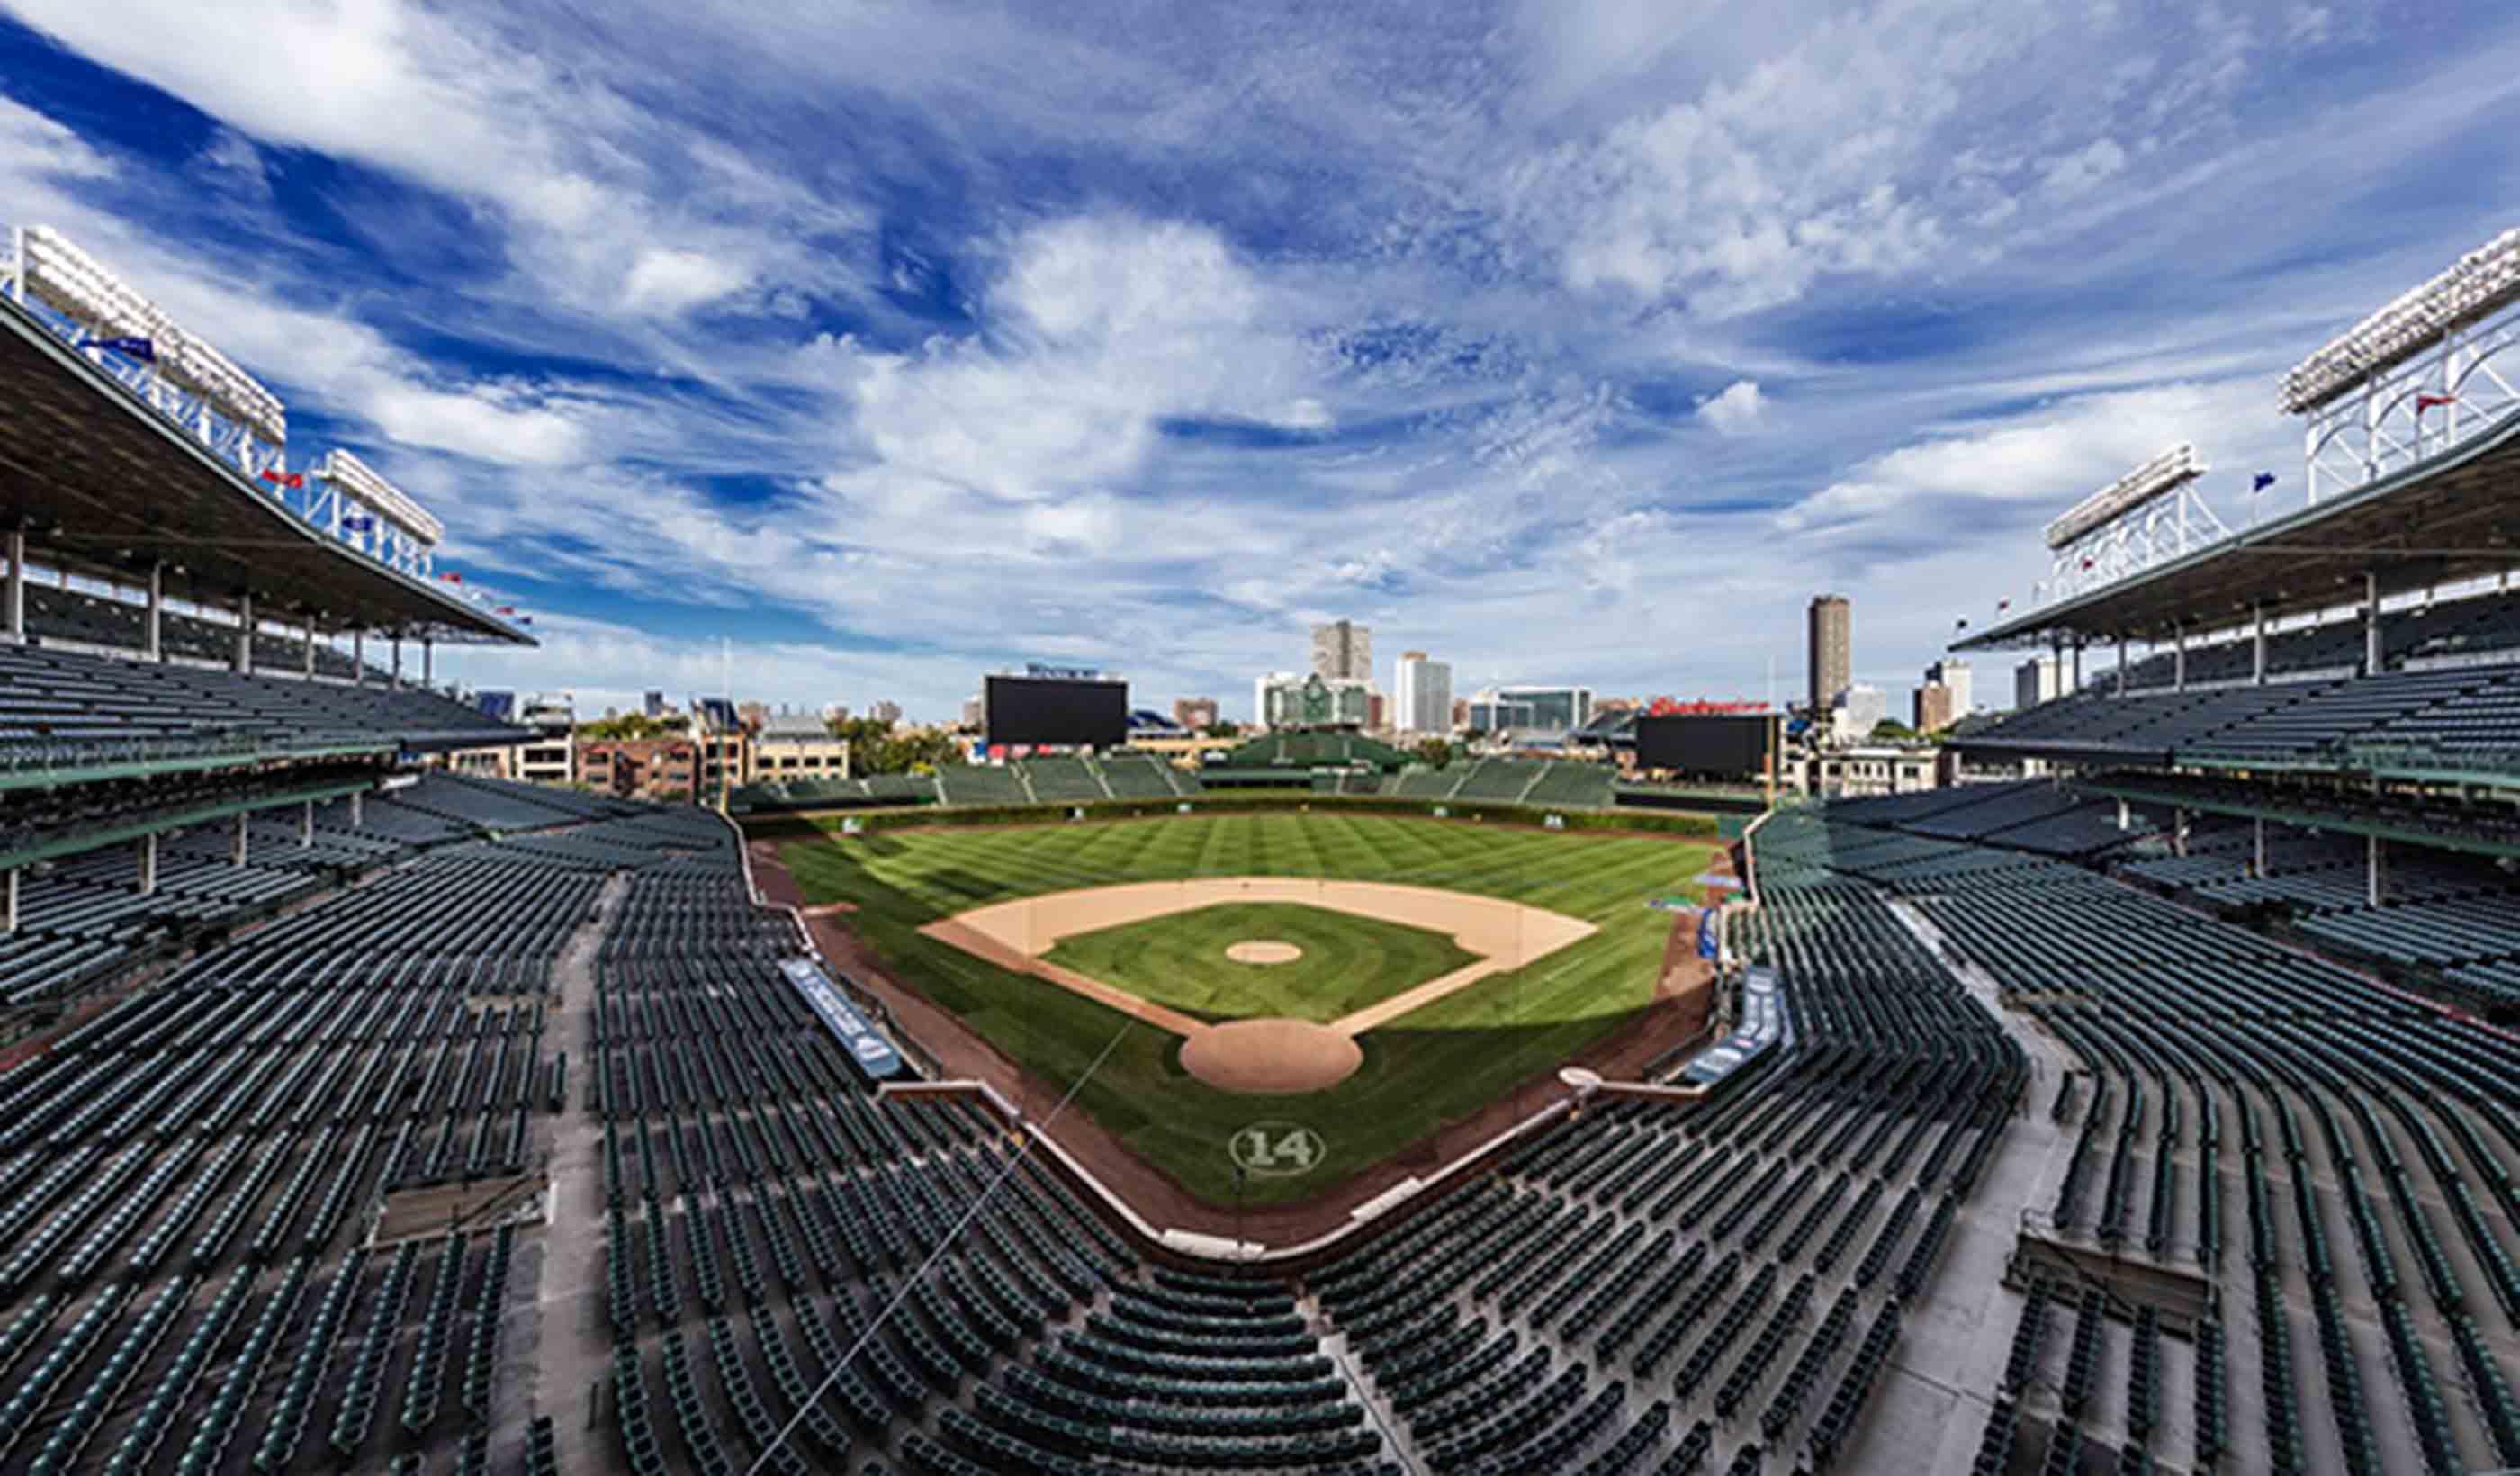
<box><xmin>0</xmin><ymin>732</ymin><xmax>393</xmax><ymax>778</ymax></box>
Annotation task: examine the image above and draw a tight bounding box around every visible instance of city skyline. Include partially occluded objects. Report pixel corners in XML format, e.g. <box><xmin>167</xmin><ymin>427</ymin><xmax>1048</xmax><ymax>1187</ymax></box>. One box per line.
<box><xmin>2</xmin><ymin>6</ymin><xmax>2497</xmax><ymax>721</ymax></box>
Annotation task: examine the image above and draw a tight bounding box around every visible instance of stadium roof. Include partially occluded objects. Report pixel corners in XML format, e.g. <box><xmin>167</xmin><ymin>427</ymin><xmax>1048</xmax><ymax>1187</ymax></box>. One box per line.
<box><xmin>1954</xmin><ymin>403</ymin><xmax>2520</xmax><ymax>651</ymax></box>
<box><xmin>0</xmin><ymin>295</ymin><xmax>534</xmax><ymax>646</ymax></box>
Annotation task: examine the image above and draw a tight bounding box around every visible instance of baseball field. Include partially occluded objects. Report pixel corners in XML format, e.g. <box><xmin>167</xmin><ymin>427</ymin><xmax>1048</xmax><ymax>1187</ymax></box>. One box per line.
<box><xmin>778</xmin><ymin>809</ymin><xmax>1724</xmax><ymax>1205</ymax></box>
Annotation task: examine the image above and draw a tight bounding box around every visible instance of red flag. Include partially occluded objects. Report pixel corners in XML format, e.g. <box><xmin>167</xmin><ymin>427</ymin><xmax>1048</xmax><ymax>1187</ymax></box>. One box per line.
<box><xmin>2080</xmin><ymin>557</ymin><xmax>2094</xmax><ymax>571</ymax></box>
<box><xmin>2416</xmin><ymin>393</ymin><xmax>2458</xmax><ymax>411</ymax></box>
<box><xmin>1997</xmin><ymin>598</ymin><xmax>2011</xmax><ymax>611</ymax></box>
<box><xmin>438</xmin><ymin>572</ymin><xmax>463</xmax><ymax>584</ymax></box>
<box><xmin>257</xmin><ymin>469</ymin><xmax>305</xmax><ymax>489</ymax></box>
<box><xmin>494</xmin><ymin>605</ymin><xmax>516</xmax><ymax>615</ymax></box>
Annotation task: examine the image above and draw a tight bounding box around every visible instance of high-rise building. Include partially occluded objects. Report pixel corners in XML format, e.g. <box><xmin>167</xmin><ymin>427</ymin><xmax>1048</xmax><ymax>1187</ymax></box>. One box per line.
<box><xmin>1807</xmin><ymin>595</ymin><xmax>1851</xmax><ymax>714</ymax></box>
<box><xmin>1310</xmin><ymin>620</ymin><xmax>1372</xmax><ymax>682</ymax></box>
<box><xmin>823</xmin><ymin>702</ymin><xmax>852</xmax><ymax>724</ymax></box>
<box><xmin>1392</xmin><ymin>651</ymin><xmax>1453</xmax><ymax>735</ymax></box>
<box><xmin>1451</xmin><ymin>698</ymin><xmax>1471</xmax><ymax>729</ymax></box>
<box><xmin>1172</xmin><ymin>697</ymin><xmax>1220</xmax><ymax>731</ymax></box>
<box><xmin>2015</xmin><ymin>656</ymin><xmax>2065</xmax><ymax>711</ymax></box>
<box><xmin>1912</xmin><ymin>681</ymin><xmax>1954</xmax><ymax>734</ymax></box>
<box><xmin>958</xmin><ymin>696</ymin><xmax>984</xmax><ymax>729</ymax></box>
<box><xmin>643</xmin><ymin>689</ymin><xmax>669</xmax><ymax>719</ymax></box>
<box><xmin>868</xmin><ymin>700</ymin><xmax>904</xmax><ymax>726</ymax></box>
<box><xmin>1923</xmin><ymin>658</ymin><xmax>1973</xmax><ymax>721</ymax></box>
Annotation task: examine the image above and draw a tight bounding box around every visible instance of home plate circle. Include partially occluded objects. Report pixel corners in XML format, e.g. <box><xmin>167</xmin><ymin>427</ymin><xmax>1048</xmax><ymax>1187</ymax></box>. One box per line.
<box><xmin>1182</xmin><ymin>1019</ymin><xmax>1362</xmax><ymax>1094</ymax></box>
<box><xmin>1225</xmin><ymin>940</ymin><xmax>1303</xmax><ymax>965</ymax></box>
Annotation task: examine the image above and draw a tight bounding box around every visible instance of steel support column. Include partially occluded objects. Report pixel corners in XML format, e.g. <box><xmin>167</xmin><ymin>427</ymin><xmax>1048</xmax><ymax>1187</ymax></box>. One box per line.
<box><xmin>2254</xmin><ymin>817</ymin><xmax>2267</xmax><ymax>878</ymax></box>
<box><xmin>2365</xmin><ymin>572</ymin><xmax>2381</xmax><ymax>674</ymax></box>
<box><xmin>2253</xmin><ymin>603</ymin><xmax>2267</xmax><ymax>686</ymax></box>
<box><xmin>391</xmin><ymin>636</ymin><xmax>401</xmax><ymax>690</ymax></box>
<box><xmin>235</xmin><ymin>593</ymin><xmax>254</xmax><ymax>675</ymax></box>
<box><xmin>2174</xmin><ymin>623</ymin><xmax>2186</xmax><ymax>693</ymax></box>
<box><xmin>146</xmin><ymin>562</ymin><xmax>164</xmax><ymax>662</ymax></box>
<box><xmin>232</xmin><ymin>811</ymin><xmax>249</xmax><ymax>867</ymax></box>
<box><xmin>349</xmin><ymin>791</ymin><xmax>363</xmax><ymax>827</ymax></box>
<box><xmin>2367</xmin><ymin>833</ymin><xmax>2385</xmax><ymax>908</ymax></box>
<box><xmin>4</xmin><ymin>529</ymin><xmax>22</xmax><ymax>644</ymax></box>
<box><xmin>2</xmin><ymin>868</ymin><xmax>14</xmax><ymax>935</ymax></box>
<box><xmin>2174</xmin><ymin>808</ymin><xmax>2189</xmax><ymax>859</ymax></box>
<box><xmin>139</xmin><ymin>833</ymin><xmax>158</xmax><ymax>896</ymax></box>
<box><xmin>303</xmin><ymin>616</ymin><xmax>316</xmax><ymax>679</ymax></box>
<box><xmin>301</xmin><ymin>800</ymin><xmax>315</xmax><ymax>847</ymax></box>
<box><xmin>422</xmin><ymin>637</ymin><xmax>432</xmax><ymax>688</ymax></box>
<box><xmin>2116</xmin><ymin>635</ymin><xmax>2128</xmax><ymax>698</ymax></box>
<box><xmin>353</xmin><ymin>629</ymin><xmax>365</xmax><ymax>687</ymax></box>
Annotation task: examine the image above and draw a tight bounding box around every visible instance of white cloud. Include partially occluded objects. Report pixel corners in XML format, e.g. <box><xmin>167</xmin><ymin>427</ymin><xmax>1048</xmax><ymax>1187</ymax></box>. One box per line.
<box><xmin>623</xmin><ymin>248</ymin><xmax>749</xmax><ymax>314</ymax></box>
<box><xmin>363</xmin><ymin>382</ymin><xmax>592</xmax><ymax>466</ymax></box>
<box><xmin>1696</xmin><ymin>378</ymin><xmax>1765</xmax><ymax>434</ymax></box>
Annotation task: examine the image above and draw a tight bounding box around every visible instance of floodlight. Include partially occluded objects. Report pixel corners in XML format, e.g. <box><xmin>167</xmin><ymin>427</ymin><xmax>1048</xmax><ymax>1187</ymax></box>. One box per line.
<box><xmin>19</xmin><ymin>226</ymin><xmax>288</xmax><ymax>444</ymax></box>
<box><xmin>2044</xmin><ymin>444</ymin><xmax>2204</xmax><ymax>550</ymax></box>
<box><xmin>2280</xmin><ymin>227</ymin><xmax>2520</xmax><ymax>413</ymax></box>
<box><xmin>320</xmin><ymin>448</ymin><xmax>446</xmax><ymax>546</ymax></box>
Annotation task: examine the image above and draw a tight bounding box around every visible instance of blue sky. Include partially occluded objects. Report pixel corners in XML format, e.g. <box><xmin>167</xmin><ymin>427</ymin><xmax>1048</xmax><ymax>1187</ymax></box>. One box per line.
<box><xmin>4</xmin><ymin>0</ymin><xmax>2516</xmax><ymax>721</ymax></box>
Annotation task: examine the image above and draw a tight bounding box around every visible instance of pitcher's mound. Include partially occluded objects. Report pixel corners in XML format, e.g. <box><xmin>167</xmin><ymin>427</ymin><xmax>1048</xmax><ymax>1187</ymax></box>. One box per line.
<box><xmin>1225</xmin><ymin>940</ymin><xmax>1302</xmax><ymax>965</ymax></box>
<box><xmin>1181</xmin><ymin>1018</ymin><xmax>1363</xmax><ymax>1094</ymax></box>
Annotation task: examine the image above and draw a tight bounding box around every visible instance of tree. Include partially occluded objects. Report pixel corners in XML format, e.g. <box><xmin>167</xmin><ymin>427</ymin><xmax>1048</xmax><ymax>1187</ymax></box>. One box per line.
<box><xmin>1205</xmin><ymin>720</ymin><xmax>1242</xmax><ymax>739</ymax></box>
<box><xmin>1869</xmin><ymin>717</ymin><xmax>1917</xmax><ymax>742</ymax></box>
<box><xmin>577</xmin><ymin>713</ymin><xmax>673</xmax><ymax>741</ymax></box>
<box><xmin>1413</xmin><ymin>737</ymin><xmax>1454</xmax><ymax>769</ymax></box>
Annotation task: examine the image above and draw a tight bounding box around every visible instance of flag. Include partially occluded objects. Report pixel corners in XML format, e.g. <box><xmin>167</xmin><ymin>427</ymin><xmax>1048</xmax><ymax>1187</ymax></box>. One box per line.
<box><xmin>2252</xmin><ymin>471</ymin><xmax>2275</xmax><ymax>492</ymax></box>
<box><xmin>2416</xmin><ymin>393</ymin><xmax>2458</xmax><ymax>411</ymax></box>
<box><xmin>517</xmin><ymin>616</ymin><xmax>533</xmax><ymax>626</ymax></box>
<box><xmin>256</xmin><ymin>469</ymin><xmax>305</xmax><ymax>489</ymax></box>
<box><xmin>2081</xmin><ymin>556</ymin><xmax>2094</xmax><ymax>571</ymax></box>
<box><xmin>341</xmin><ymin>514</ymin><xmax>374</xmax><ymax>533</ymax></box>
<box><xmin>1997</xmin><ymin>599</ymin><xmax>2011</xmax><ymax>611</ymax></box>
<box><xmin>438</xmin><ymin>572</ymin><xmax>463</xmax><ymax>584</ymax></box>
<box><xmin>1955</xmin><ymin>617</ymin><xmax>1969</xmax><ymax>630</ymax></box>
<box><xmin>78</xmin><ymin>335</ymin><xmax>154</xmax><ymax>362</ymax></box>
<box><xmin>494</xmin><ymin>605</ymin><xmax>515</xmax><ymax>615</ymax></box>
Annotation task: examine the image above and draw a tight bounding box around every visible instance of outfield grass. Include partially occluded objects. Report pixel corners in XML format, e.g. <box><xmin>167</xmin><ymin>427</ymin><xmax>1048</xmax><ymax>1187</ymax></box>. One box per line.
<box><xmin>1040</xmin><ymin>901</ymin><xmax>1481</xmax><ymax>1025</ymax></box>
<box><xmin>778</xmin><ymin>811</ymin><xmax>1722</xmax><ymax>1206</ymax></box>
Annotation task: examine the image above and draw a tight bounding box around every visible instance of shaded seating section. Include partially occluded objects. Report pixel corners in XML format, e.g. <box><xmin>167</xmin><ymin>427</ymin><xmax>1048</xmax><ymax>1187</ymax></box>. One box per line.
<box><xmin>0</xmin><ymin>644</ymin><xmax>524</xmax><ymax>768</ymax></box>
<box><xmin>1389</xmin><ymin>766</ymin><xmax>1462</xmax><ymax>799</ymax></box>
<box><xmin>1961</xmin><ymin>663</ymin><xmax>2520</xmax><ymax>775</ymax></box>
<box><xmin>1804</xmin><ymin>812</ymin><xmax>2520</xmax><ymax>1476</ymax></box>
<box><xmin>19</xmin><ymin>580</ymin><xmax>389</xmax><ymax>681</ymax></box>
<box><xmin>2101</xmin><ymin>587</ymin><xmax>2520</xmax><ymax>691</ymax></box>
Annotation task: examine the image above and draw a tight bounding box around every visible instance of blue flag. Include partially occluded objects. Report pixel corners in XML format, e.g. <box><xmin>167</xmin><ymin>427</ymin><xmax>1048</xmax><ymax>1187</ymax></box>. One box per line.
<box><xmin>340</xmin><ymin>514</ymin><xmax>375</xmax><ymax>533</ymax></box>
<box><xmin>79</xmin><ymin>335</ymin><xmax>154</xmax><ymax>362</ymax></box>
<box><xmin>2252</xmin><ymin>472</ymin><xmax>2276</xmax><ymax>491</ymax></box>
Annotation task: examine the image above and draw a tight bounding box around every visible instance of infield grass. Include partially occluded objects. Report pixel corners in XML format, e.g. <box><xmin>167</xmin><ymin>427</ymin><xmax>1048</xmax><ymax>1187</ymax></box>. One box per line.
<box><xmin>1040</xmin><ymin>901</ymin><xmax>1480</xmax><ymax>1025</ymax></box>
<box><xmin>778</xmin><ymin>811</ymin><xmax>1723</xmax><ymax>1205</ymax></box>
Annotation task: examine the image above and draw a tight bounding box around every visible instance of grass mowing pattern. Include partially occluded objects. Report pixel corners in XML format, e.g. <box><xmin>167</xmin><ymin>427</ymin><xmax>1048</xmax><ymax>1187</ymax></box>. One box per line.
<box><xmin>779</xmin><ymin>812</ymin><xmax>1722</xmax><ymax>1205</ymax></box>
<box><xmin>1039</xmin><ymin>901</ymin><xmax>1482</xmax><ymax>1025</ymax></box>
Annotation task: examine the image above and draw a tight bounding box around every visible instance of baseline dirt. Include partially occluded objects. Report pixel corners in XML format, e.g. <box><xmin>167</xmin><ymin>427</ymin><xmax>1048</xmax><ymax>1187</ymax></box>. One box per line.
<box><xmin>919</xmin><ymin>877</ymin><xmax>1597</xmax><ymax>1044</ymax></box>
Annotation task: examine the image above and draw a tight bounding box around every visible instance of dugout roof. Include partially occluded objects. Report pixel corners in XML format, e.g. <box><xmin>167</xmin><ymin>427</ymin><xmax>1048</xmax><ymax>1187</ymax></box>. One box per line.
<box><xmin>1953</xmin><ymin>403</ymin><xmax>2520</xmax><ymax>650</ymax></box>
<box><xmin>0</xmin><ymin>295</ymin><xmax>534</xmax><ymax>645</ymax></box>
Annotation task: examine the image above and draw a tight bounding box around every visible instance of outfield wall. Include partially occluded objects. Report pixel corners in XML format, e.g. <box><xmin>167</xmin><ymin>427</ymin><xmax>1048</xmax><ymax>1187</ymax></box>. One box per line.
<box><xmin>739</xmin><ymin>789</ymin><xmax>1733</xmax><ymax>842</ymax></box>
